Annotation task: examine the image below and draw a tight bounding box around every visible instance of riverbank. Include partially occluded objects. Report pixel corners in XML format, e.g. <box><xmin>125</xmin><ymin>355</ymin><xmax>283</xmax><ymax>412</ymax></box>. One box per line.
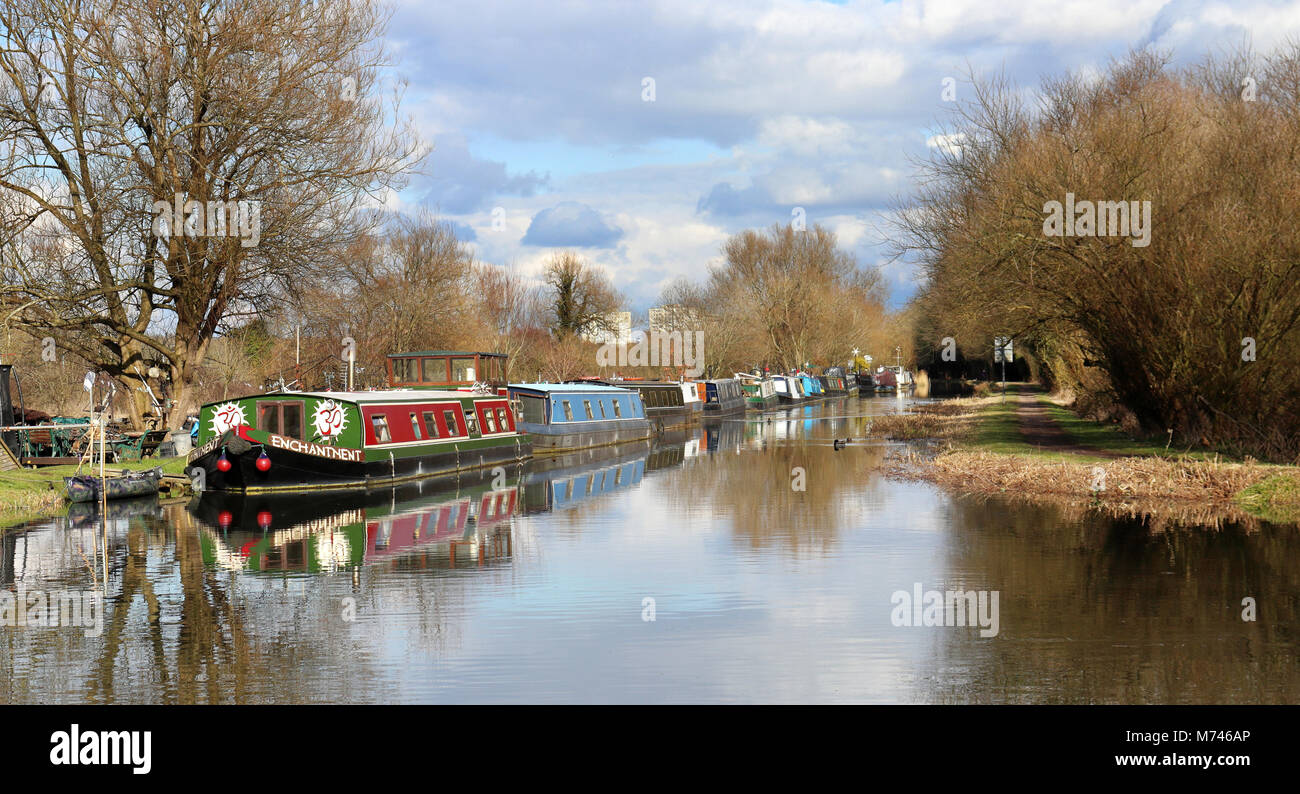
<box><xmin>881</xmin><ymin>384</ymin><xmax>1300</xmax><ymax>523</ymax></box>
<box><xmin>0</xmin><ymin>457</ymin><xmax>189</xmax><ymax>527</ymax></box>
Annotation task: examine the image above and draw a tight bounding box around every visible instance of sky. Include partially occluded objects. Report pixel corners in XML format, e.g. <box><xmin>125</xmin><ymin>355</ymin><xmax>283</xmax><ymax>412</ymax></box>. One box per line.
<box><xmin>379</xmin><ymin>0</ymin><xmax>1300</xmax><ymax>312</ymax></box>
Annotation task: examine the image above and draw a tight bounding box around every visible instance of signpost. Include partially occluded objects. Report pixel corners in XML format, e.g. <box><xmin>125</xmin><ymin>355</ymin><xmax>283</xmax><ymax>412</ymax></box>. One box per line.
<box><xmin>994</xmin><ymin>337</ymin><xmax>1013</xmax><ymax>401</ymax></box>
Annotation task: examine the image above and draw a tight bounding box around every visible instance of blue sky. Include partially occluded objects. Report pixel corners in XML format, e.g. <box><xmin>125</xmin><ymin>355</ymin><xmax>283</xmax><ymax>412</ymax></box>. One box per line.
<box><xmin>379</xmin><ymin>0</ymin><xmax>1300</xmax><ymax>312</ymax></box>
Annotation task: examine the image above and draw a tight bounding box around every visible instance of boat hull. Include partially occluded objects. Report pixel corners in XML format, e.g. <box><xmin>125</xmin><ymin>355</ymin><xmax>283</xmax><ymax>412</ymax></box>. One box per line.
<box><xmin>519</xmin><ymin>419</ymin><xmax>653</xmax><ymax>454</ymax></box>
<box><xmin>703</xmin><ymin>396</ymin><xmax>747</xmax><ymax>415</ymax></box>
<box><xmin>187</xmin><ymin>430</ymin><xmax>531</xmax><ymax>493</ymax></box>
<box><xmin>64</xmin><ymin>468</ymin><xmax>163</xmax><ymax>503</ymax></box>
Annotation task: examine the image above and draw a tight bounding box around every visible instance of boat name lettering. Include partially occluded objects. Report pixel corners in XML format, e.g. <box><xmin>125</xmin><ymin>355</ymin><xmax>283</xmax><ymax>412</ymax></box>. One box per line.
<box><xmin>269</xmin><ymin>434</ymin><xmax>362</xmax><ymax>462</ymax></box>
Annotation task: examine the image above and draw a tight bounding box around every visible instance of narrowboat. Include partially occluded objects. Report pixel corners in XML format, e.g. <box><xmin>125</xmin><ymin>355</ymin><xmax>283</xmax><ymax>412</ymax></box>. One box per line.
<box><xmin>702</xmin><ymin>378</ymin><xmax>746</xmax><ymax>415</ymax></box>
<box><xmin>773</xmin><ymin>375</ymin><xmax>802</xmax><ymax>403</ymax></box>
<box><xmin>820</xmin><ymin>367</ymin><xmax>850</xmax><ymax>394</ymax></box>
<box><xmin>574</xmin><ymin>379</ymin><xmax>690</xmax><ymax>430</ymax></box>
<box><xmin>883</xmin><ymin>365</ymin><xmax>915</xmax><ymax>389</ymax></box>
<box><xmin>387</xmin><ymin>350</ymin><xmax>510</xmax><ymax>395</ymax></box>
<box><xmin>799</xmin><ymin>374</ymin><xmax>824</xmax><ymax>399</ymax></box>
<box><xmin>186</xmin><ymin>389</ymin><xmax>531</xmax><ymax>493</ymax></box>
<box><xmin>680</xmin><ymin>381</ymin><xmax>704</xmax><ymax>422</ymax></box>
<box><xmin>508</xmin><ymin>383</ymin><xmax>652</xmax><ymax>453</ymax></box>
<box><xmin>736</xmin><ymin>373</ymin><xmax>778</xmax><ymax>409</ymax></box>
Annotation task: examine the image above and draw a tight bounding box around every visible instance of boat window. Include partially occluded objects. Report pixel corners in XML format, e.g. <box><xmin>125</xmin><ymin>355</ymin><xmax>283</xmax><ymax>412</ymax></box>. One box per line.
<box><xmin>464</xmin><ymin>409</ymin><xmax>479</xmax><ymax>435</ymax></box>
<box><xmin>583</xmin><ymin>400</ymin><xmax>594</xmax><ymax>419</ymax></box>
<box><xmin>422</xmin><ymin>357</ymin><xmax>447</xmax><ymax>384</ymax></box>
<box><xmin>422</xmin><ymin>411</ymin><xmax>439</xmax><ymax>438</ymax></box>
<box><xmin>410</xmin><ymin>412</ymin><xmax>422</xmax><ymax>440</ymax></box>
<box><xmin>519</xmin><ymin>395</ymin><xmax>546</xmax><ymax>424</ymax></box>
<box><xmin>562</xmin><ymin>400</ymin><xmax>574</xmax><ymax>421</ymax></box>
<box><xmin>282</xmin><ymin>408</ymin><xmax>299</xmax><ymax>439</ymax></box>
<box><xmin>484</xmin><ymin>409</ymin><xmax>497</xmax><ymax>433</ymax></box>
<box><xmin>259</xmin><ymin>403</ymin><xmax>280</xmax><ymax>435</ymax></box>
<box><xmin>612</xmin><ymin>400</ymin><xmax>622</xmax><ymax>418</ymax></box>
<box><xmin>452</xmin><ymin>357</ymin><xmax>476</xmax><ymax>382</ymax></box>
<box><xmin>258</xmin><ymin>400</ymin><xmax>305</xmax><ymax>439</ymax></box>
<box><xmin>496</xmin><ymin>407</ymin><xmax>510</xmax><ymax>430</ymax></box>
<box><xmin>597</xmin><ymin>400</ymin><xmax>607</xmax><ymax>419</ymax></box>
<box><xmin>442</xmin><ymin>408</ymin><xmax>460</xmax><ymax>436</ymax></box>
<box><xmin>371</xmin><ymin>414</ymin><xmax>392</xmax><ymax>443</ymax></box>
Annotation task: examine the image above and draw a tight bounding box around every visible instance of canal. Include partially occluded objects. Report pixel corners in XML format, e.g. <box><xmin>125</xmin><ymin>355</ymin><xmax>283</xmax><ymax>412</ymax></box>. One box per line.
<box><xmin>1</xmin><ymin>395</ymin><xmax>1296</xmax><ymax>703</ymax></box>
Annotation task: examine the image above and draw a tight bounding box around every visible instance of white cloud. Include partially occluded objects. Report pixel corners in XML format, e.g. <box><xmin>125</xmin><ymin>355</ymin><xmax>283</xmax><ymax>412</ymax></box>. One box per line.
<box><xmin>386</xmin><ymin>0</ymin><xmax>1300</xmax><ymax>308</ymax></box>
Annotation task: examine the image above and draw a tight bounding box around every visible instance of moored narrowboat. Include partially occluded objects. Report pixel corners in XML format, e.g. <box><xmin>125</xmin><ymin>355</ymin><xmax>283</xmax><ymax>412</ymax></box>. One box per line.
<box><xmin>508</xmin><ymin>383</ymin><xmax>652</xmax><ymax>453</ymax></box>
<box><xmin>187</xmin><ymin>389</ymin><xmax>531</xmax><ymax>493</ymax></box>
<box><xmin>736</xmin><ymin>373</ymin><xmax>778</xmax><ymax>409</ymax></box>
<box><xmin>821</xmin><ymin>367</ymin><xmax>850</xmax><ymax>394</ymax></box>
<box><xmin>799</xmin><ymin>374</ymin><xmax>823</xmax><ymax>399</ymax></box>
<box><xmin>873</xmin><ymin>367</ymin><xmax>898</xmax><ymax>391</ymax></box>
<box><xmin>680</xmin><ymin>381</ymin><xmax>704</xmax><ymax>423</ymax></box>
<box><xmin>574</xmin><ymin>379</ymin><xmax>690</xmax><ymax>430</ymax></box>
<box><xmin>773</xmin><ymin>375</ymin><xmax>802</xmax><ymax>403</ymax></box>
<box><xmin>702</xmin><ymin>378</ymin><xmax>746</xmax><ymax>415</ymax></box>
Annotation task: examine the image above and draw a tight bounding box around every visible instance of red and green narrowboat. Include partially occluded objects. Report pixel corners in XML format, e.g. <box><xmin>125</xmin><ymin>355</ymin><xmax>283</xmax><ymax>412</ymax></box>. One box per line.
<box><xmin>187</xmin><ymin>389</ymin><xmax>531</xmax><ymax>493</ymax></box>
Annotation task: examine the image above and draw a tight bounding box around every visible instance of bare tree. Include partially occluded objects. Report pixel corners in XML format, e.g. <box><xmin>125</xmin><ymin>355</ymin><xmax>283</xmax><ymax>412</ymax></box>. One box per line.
<box><xmin>542</xmin><ymin>251</ymin><xmax>622</xmax><ymax>340</ymax></box>
<box><xmin>702</xmin><ymin>223</ymin><xmax>886</xmax><ymax>372</ymax></box>
<box><xmin>0</xmin><ymin>0</ymin><xmax>424</xmax><ymax>427</ymax></box>
<box><xmin>473</xmin><ymin>262</ymin><xmax>543</xmax><ymax>380</ymax></box>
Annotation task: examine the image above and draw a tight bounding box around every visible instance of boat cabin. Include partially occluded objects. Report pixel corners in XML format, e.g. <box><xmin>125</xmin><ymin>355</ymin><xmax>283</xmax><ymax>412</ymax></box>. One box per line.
<box><xmin>387</xmin><ymin>351</ymin><xmax>508</xmax><ymax>390</ymax></box>
<box><xmin>573</xmin><ymin>379</ymin><xmax>690</xmax><ymax>428</ymax></box>
<box><xmin>703</xmin><ymin>378</ymin><xmax>746</xmax><ymax>414</ymax></box>
<box><xmin>508</xmin><ymin>383</ymin><xmax>652</xmax><ymax>453</ymax></box>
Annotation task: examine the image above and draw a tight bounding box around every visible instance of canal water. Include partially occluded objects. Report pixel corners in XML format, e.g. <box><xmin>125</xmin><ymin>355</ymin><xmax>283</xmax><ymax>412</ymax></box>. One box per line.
<box><xmin>1</xmin><ymin>395</ymin><xmax>1296</xmax><ymax>703</ymax></box>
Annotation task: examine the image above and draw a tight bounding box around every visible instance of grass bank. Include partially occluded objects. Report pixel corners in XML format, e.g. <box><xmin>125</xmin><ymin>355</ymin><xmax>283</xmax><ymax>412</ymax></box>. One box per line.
<box><xmin>880</xmin><ymin>385</ymin><xmax>1300</xmax><ymax>523</ymax></box>
<box><xmin>0</xmin><ymin>456</ymin><xmax>188</xmax><ymax>527</ymax></box>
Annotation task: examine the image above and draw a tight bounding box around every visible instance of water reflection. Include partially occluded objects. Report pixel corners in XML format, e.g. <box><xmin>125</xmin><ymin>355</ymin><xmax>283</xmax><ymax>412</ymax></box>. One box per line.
<box><xmin>1</xmin><ymin>395</ymin><xmax>1296</xmax><ymax>703</ymax></box>
<box><xmin>192</xmin><ymin>474</ymin><xmax>521</xmax><ymax>574</ymax></box>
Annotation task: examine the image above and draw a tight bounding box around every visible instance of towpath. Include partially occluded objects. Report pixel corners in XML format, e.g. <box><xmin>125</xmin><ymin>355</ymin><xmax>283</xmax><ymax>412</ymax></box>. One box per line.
<box><xmin>1011</xmin><ymin>386</ymin><xmax>1126</xmax><ymax>459</ymax></box>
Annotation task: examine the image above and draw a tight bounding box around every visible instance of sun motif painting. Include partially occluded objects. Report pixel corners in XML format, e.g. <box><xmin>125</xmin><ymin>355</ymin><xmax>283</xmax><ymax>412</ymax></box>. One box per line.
<box><xmin>210</xmin><ymin>402</ymin><xmax>248</xmax><ymax>435</ymax></box>
<box><xmin>311</xmin><ymin>399</ymin><xmax>348</xmax><ymax>442</ymax></box>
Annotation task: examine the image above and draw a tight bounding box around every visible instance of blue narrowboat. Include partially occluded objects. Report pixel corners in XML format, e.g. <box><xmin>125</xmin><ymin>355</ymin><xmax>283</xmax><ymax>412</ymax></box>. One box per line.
<box><xmin>799</xmin><ymin>374</ymin><xmax>823</xmax><ymax>399</ymax></box>
<box><xmin>508</xmin><ymin>383</ymin><xmax>653</xmax><ymax>453</ymax></box>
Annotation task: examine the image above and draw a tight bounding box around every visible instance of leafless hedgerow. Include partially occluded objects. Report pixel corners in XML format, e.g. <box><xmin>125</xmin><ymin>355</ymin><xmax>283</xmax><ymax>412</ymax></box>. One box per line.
<box><xmin>895</xmin><ymin>44</ymin><xmax>1300</xmax><ymax>462</ymax></box>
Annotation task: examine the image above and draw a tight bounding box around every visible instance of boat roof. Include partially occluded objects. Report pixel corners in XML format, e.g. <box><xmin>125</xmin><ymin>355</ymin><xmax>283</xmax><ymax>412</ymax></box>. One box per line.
<box><xmin>509</xmin><ymin>383</ymin><xmax>635</xmax><ymax>394</ymax></box>
<box><xmin>576</xmin><ymin>379</ymin><xmax>682</xmax><ymax>388</ymax></box>
<box><xmin>386</xmin><ymin>351</ymin><xmax>507</xmax><ymax>358</ymax></box>
<box><xmin>253</xmin><ymin>389</ymin><xmax>487</xmax><ymax>404</ymax></box>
